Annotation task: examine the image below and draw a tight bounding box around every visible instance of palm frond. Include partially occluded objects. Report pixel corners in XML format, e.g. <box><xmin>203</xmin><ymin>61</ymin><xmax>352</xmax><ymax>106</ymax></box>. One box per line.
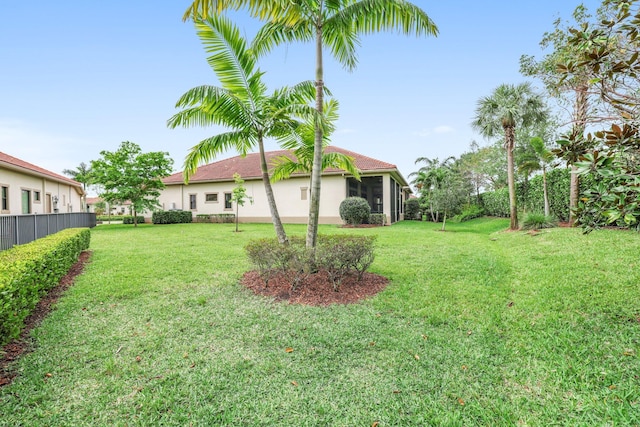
<box><xmin>251</xmin><ymin>19</ymin><xmax>314</xmax><ymax>58</ymax></box>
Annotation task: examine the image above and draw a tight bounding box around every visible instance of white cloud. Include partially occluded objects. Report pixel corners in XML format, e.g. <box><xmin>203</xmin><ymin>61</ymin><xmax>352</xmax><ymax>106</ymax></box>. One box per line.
<box><xmin>434</xmin><ymin>125</ymin><xmax>454</xmax><ymax>134</ymax></box>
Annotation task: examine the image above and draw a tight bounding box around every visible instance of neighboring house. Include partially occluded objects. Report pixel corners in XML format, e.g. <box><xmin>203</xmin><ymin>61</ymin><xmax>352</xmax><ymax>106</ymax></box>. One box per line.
<box><xmin>86</xmin><ymin>197</ymin><xmax>133</xmax><ymax>215</ymax></box>
<box><xmin>159</xmin><ymin>146</ymin><xmax>412</xmax><ymax>225</ymax></box>
<box><xmin>0</xmin><ymin>151</ymin><xmax>85</xmax><ymax>215</ymax></box>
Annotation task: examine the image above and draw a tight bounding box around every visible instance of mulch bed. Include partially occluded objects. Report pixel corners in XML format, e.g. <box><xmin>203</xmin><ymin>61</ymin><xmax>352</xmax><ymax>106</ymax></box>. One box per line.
<box><xmin>0</xmin><ymin>251</ymin><xmax>92</xmax><ymax>387</ymax></box>
<box><xmin>241</xmin><ymin>270</ymin><xmax>389</xmax><ymax>306</ymax></box>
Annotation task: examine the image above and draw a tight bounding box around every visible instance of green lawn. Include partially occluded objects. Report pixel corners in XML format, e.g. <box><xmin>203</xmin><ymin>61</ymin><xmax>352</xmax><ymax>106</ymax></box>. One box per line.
<box><xmin>1</xmin><ymin>219</ymin><xmax>639</xmax><ymax>426</ymax></box>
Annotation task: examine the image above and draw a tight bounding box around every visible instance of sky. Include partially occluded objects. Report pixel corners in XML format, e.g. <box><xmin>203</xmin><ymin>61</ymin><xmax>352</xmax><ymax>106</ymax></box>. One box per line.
<box><xmin>1</xmin><ymin>1</ymin><xmax>604</xmax><ymax>195</ymax></box>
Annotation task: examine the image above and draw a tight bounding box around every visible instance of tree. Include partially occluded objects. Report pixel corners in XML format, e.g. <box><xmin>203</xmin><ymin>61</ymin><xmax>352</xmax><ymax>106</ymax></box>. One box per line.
<box><xmin>408</xmin><ymin>156</ymin><xmax>455</xmax><ymax>222</ymax></box>
<box><xmin>62</xmin><ymin>162</ymin><xmax>92</xmax><ymax>210</ymax></box>
<box><xmin>231</xmin><ymin>173</ymin><xmax>253</xmax><ymax>232</ymax></box>
<box><xmin>90</xmin><ymin>141</ymin><xmax>173</xmax><ymax>227</ymax></box>
<box><xmin>472</xmin><ymin>83</ymin><xmax>548</xmax><ymax>230</ymax></box>
<box><xmin>184</xmin><ymin>0</ymin><xmax>438</xmax><ymax>248</ymax></box>
<box><xmin>270</xmin><ymin>99</ymin><xmax>360</xmax><ymax>183</ymax></box>
<box><xmin>529</xmin><ymin>136</ymin><xmax>556</xmax><ymax>217</ymax></box>
<box><xmin>167</xmin><ymin>14</ymin><xmax>317</xmax><ymax>244</ymax></box>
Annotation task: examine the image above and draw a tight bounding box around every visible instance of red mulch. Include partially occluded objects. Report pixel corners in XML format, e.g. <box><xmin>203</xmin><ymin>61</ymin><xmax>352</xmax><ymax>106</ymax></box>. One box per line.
<box><xmin>241</xmin><ymin>270</ymin><xmax>389</xmax><ymax>306</ymax></box>
<box><xmin>0</xmin><ymin>251</ymin><xmax>92</xmax><ymax>387</ymax></box>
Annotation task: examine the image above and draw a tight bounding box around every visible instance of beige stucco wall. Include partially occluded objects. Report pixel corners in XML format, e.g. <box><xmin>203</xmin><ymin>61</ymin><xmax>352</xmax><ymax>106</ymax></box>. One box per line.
<box><xmin>158</xmin><ymin>174</ymin><xmax>401</xmax><ymax>225</ymax></box>
<box><xmin>0</xmin><ymin>167</ymin><xmax>83</xmax><ymax>215</ymax></box>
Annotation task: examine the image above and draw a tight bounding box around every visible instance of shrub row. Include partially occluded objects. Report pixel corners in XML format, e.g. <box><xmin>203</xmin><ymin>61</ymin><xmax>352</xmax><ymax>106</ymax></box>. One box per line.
<box><xmin>0</xmin><ymin>228</ymin><xmax>91</xmax><ymax>346</ymax></box>
<box><xmin>152</xmin><ymin>210</ymin><xmax>193</xmax><ymax>224</ymax></box>
<box><xmin>123</xmin><ymin>215</ymin><xmax>146</xmax><ymax>224</ymax></box>
<box><xmin>194</xmin><ymin>213</ymin><xmax>236</xmax><ymax>223</ymax></box>
<box><xmin>369</xmin><ymin>213</ymin><xmax>386</xmax><ymax>226</ymax></box>
<box><xmin>245</xmin><ymin>235</ymin><xmax>376</xmax><ymax>291</ymax></box>
<box><xmin>96</xmin><ymin>215</ymin><xmax>127</xmax><ymax>221</ymax></box>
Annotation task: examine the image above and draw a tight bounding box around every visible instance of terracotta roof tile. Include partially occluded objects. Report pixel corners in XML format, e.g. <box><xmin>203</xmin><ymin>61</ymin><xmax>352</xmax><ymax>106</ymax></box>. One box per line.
<box><xmin>0</xmin><ymin>151</ymin><xmax>82</xmax><ymax>188</ymax></box>
<box><xmin>164</xmin><ymin>146</ymin><xmax>399</xmax><ymax>184</ymax></box>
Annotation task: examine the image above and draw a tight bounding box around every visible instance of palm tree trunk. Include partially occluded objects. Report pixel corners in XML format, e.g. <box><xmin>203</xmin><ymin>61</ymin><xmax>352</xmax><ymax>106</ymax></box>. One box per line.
<box><xmin>306</xmin><ymin>12</ymin><xmax>324</xmax><ymax>249</ymax></box>
<box><xmin>569</xmin><ymin>85</ymin><xmax>588</xmax><ymax>226</ymax></box>
<box><xmin>542</xmin><ymin>166</ymin><xmax>550</xmax><ymax>217</ymax></box>
<box><xmin>258</xmin><ymin>137</ymin><xmax>288</xmax><ymax>244</ymax></box>
<box><xmin>505</xmin><ymin>125</ymin><xmax>518</xmax><ymax>230</ymax></box>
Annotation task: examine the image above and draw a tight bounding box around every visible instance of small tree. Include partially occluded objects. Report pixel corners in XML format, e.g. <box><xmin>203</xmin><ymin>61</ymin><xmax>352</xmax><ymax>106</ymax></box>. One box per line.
<box><xmin>91</xmin><ymin>141</ymin><xmax>173</xmax><ymax>227</ymax></box>
<box><xmin>231</xmin><ymin>173</ymin><xmax>253</xmax><ymax>232</ymax></box>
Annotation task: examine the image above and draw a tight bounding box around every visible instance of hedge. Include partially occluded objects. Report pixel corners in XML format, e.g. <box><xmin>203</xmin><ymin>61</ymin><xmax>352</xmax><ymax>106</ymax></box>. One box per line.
<box><xmin>0</xmin><ymin>228</ymin><xmax>91</xmax><ymax>346</ymax></box>
<box><xmin>194</xmin><ymin>214</ymin><xmax>235</xmax><ymax>223</ymax></box>
<box><xmin>123</xmin><ymin>215</ymin><xmax>146</xmax><ymax>224</ymax></box>
<box><xmin>152</xmin><ymin>210</ymin><xmax>193</xmax><ymax>224</ymax></box>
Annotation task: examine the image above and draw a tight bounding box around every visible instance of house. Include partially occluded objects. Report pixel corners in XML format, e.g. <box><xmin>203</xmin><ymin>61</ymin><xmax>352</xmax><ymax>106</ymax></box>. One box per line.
<box><xmin>86</xmin><ymin>197</ymin><xmax>133</xmax><ymax>215</ymax></box>
<box><xmin>0</xmin><ymin>151</ymin><xmax>85</xmax><ymax>215</ymax></box>
<box><xmin>159</xmin><ymin>146</ymin><xmax>411</xmax><ymax>225</ymax></box>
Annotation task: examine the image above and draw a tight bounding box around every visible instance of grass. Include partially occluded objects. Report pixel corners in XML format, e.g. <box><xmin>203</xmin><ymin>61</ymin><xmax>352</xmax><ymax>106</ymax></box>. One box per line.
<box><xmin>1</xmin><ymin>219</ymin><xmax>639</xmax><ymax>426</ymax></box>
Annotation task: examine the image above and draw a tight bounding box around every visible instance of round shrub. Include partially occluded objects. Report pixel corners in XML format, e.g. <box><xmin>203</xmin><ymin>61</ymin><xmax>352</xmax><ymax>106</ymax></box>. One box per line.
<box><xmin>339</xmin><ymin>197</ymin><xmax>371</xmax><ymax>225</ymax></box>
<box><xmin>404</xmin><ymin>198</ymin><xmax>421</xmax><ymax>220</ymax></box>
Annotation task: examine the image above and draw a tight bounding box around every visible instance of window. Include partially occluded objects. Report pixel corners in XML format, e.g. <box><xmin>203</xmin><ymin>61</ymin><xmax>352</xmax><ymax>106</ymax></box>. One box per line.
<box><xmin>189</xmin><ymin>194</ymin><xmax>197</xmax><ymax>210</ymax></box>
<box><xmin>224</xmin><ymin>193</ymin><xmax>232</xmax><ymax>210</ymax></box>
<box><xmin>300</xmin><ymin>187</ymin><xmax>308</xmax><ymax>201</ymax></box>
<box><xmin>34</xmin><ymin>191</ymin><xmax>41</xmax><ymax>203</ymax></box>
<box><xmin>1</xmin><ymin>186</ymin><xmax>8</xmax><ymax>211</ymax></box>
<box><xmin>205</xmin><ymin>193</ymin><xmax>218</xmax><ymax>203</ymax></box>
<box><xmin>21</xmin><ymin>189</ymin><xmax>31</xmax><ymax>214</ymax></box>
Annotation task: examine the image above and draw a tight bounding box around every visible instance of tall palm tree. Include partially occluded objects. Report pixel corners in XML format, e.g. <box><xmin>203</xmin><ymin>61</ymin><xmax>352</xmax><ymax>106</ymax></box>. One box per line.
<box><xmin>472</xmin><ymin>83</ymin><xmax>548</xmax><ymax>230</ymax></box>
<box><xmin>270</xmin><ymin>99</ymin><xmax>360</xmax><ymax>183</ymax></box>
<box><xmin>184</xmin><ymin>0</ymin><xmax>438</xmax><ymax>248</ymax></box>
<box><xmin>167</xmin><ymin>14</ymin><xmax>316</xmax><ymax>244</ymax></box>
<box><xmin>62</xmin><ymin>162</ymin><xmax>92</xmax><ymax>192</ymax></box>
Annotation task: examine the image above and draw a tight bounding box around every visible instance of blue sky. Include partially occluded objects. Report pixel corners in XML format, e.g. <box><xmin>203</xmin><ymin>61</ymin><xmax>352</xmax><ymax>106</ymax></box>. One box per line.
<box><xmin>1</xmin><ymin>1</ymin><xmax>603</xmax><ymax>190</ymax></box>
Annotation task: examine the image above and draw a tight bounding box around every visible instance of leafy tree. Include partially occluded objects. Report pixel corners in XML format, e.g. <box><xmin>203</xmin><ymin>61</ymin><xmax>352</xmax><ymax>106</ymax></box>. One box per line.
<box><xmin>472</xmin><ymin>83</ymin><xmax>548</xmax><ymax>230</ymax></box>
<box><xmin>184</xmin><ymin>0</ymin><xmax>438</xmax><ymax>248</ymax></box>
<box><xmin>409</xmin><ymin>156</ymin><xmax>455</xmax><ymax>222</ymax></box>
<box><xmin>231</xmin><ymin>173</ymin><xmax>253</xmax><ymax>232</ymax></box>
<box><xmin>90</xmin><ymin>141</ymin><xmax>173</xmax><ymax>227</ymax></box>
<box><xmin>430</xmin><ymin>167</ymin><xmax>466</xmax><ymax>231</ymax></box>
<box><xmin>167</xmin><ymin>15</ymin><xmax>317</xmax><ymax>244</ymax></box>
<box><xmin>529</xmin><ymin>136</ymin><xmax>555</xmax><ymax>217</ymax></box>
<box><xmin>270</xmin><ymin>99</ymin><xmax>360</xmax><ymax>183</ymax></box>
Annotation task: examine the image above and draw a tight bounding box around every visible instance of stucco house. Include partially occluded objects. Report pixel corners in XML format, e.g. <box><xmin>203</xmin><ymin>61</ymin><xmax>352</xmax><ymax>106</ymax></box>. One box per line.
<box><xmin>86</xmin><ymin>197</ymin><xmax>133</xmax><ymax>215</ymax></box>
<box><xmin>0</xmin><ymin>151</ymin><xmax>85</xmax><ymax>215</ymax></box>
<box><xmin>159</xmin><ymin>146</ymin><xmax>411</xmax><ymax>225</ymax></box>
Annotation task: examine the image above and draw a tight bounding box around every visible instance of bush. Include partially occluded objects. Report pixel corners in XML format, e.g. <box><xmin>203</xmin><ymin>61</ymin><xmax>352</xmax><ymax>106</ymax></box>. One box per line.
<box><xmin>152</xmin><ymin>210</ymin><xmax>193</xmax><ymax>224</ymax></box>
<box><xmin>195</xmin><ymin>214</ymin><xmax>236</xmax><ymax>223</ymax></box>
<box><xmin>245</xmin><ymin>235</ymin><xmax>376</xmax><ymax>292</ymax></box>
<box><xmin>0</xmin><ymin>228</ymin><xmax>90</xmax><ymax>346</ymax></box>
<box><xmin>479</xmin><ymin>187</ymin><xmax>510</xmax><ymax>217</ymax></box>
<box><xmin>123</xmin><ymin>215</ymin><xmax>145</xmax><ymax>224</ymax></box>
<box><xmin>96</xmin><ymin>215</ymin><xmax>127</xmax><ymax>221</ymax></box>
<box><xmin>521</xmin><ymin>212</ymin><xmax>558</xmax><ymax>230</ymax></box>
<box><xmin>339</xmin><ymin>197</ymin><xmax>371</xmax><ymax>225</ymax></box>
<box><xmin>451</xmin><ymin>204</ymin><xmax>484</xmax><ymax>223</ymax></box>
<box><xmin>369</xmin><ymin>213</ymin><xmax>386</xmax><ymax>226</ymax></box>
<box><xmin>404</xmin><ymin>198</ymin><xmax>421</xmax><ymax>220</ymax></box>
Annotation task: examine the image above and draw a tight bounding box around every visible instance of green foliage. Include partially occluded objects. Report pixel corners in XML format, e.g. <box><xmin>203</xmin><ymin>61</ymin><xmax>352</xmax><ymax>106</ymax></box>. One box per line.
<box><xmin>231</xmin><ymin>173</ymin><xmax>253</xmax><ymax>232</ymax></box>
<box><xmin>479</xmin><ymin>187</ymin><xmax>510</xmax><ymax>217</ymax></box>
<box><xmin>404</xmin><ymin>198</ymin><xmax>421</xmax><ymax>220</ymax></box>
<box><xmin>96</xmin><ymin>215</ymin><xmax>127</xmax><ymax>221</ymax></box>
<box><xmin>521</xmin><ymin>212</ymin><xmax>558</xmax><ymax>230</ymax></box>
<box><xmin>0</xmin><ymin>228</ymin><xmax>90</xmax><ymax>346</ymax></box>
<box><xmin>90</xmin><ymin>141</ymin><xmax>173</xmax><ymax>226</ymax></box>
<box><xmin>245</xmin><ymin>234</ymin><xmax>376</xmax><ymax>291</ymax></box>
<box><xmin>152</xmin><ymin>210</ymin><xmax>193</xmax><ymax>224</ymax></box>
<box><xmin>368</xmin><ymin>213</ymin><xmax>386</xmax><ymax>226</ymax></box>
<box><xmin>122</xmin><ymin>215</ymin><xmax>145</xmax><ymax>225</ymax></box>
<box><xmin>451</xmin><ymin>204</ymin><xmax>484</xmax><ymax>223</ymax></box>
<box><xmin>194</xmin><ymin>213</ymin><xmax>235</xmax><ymax>223</ymax></box>
<box><xmin>339</xmin><ymin>197</ymin><xmax>371</xmax><ymax>225</ymax></box>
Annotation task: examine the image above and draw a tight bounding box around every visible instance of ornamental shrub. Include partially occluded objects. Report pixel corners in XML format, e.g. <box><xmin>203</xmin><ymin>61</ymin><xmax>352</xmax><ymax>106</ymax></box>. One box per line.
<box><xmin>123</xmin><ymin>215</ymin><xmax>146</xmax><ymax>224</ymax></box>
<box><xmin>521</xmin><ymin>212</ymin><xmax>557</xmax><ymax>230</ymax></box>
<box><xmin>152</xmin><ymin>210</ymin><xmax>193</xmax><ymax>224</ymax></box>
<box><xmin>404</xmin><ymin>198</ymin><xmax>421</xmax><ymax>220</ymax></box>
<box><xmin>451</xmin><ymin>204</ymin><xmax>484</xmax><ymax>223</ymax></box>
<box><xmin>369</xmin><ymin>213</ymin><xmax>386</xmax><ymax>226</ymax></box>
<box><xmin>0</xmin><ymin>228</ymin><xmax>90</xmax><ymax>346</ymax></box>
<box><xmin>339</xmin><ymin>197</ymin><xmax>371</xmax><ymax>225</ymax></box>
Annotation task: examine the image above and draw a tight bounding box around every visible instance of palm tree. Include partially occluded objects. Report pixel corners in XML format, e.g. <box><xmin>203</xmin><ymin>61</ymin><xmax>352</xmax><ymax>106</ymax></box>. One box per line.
<box><xmin>472</xmin><ymin>83</ymin><xmax>548</xmax><ymax>230</ymax></box>
<box><xmin>530</xmin><ymin>136</ymin><xmax>555</xmax><ymax>217</ymax></box>
<box><xmin>62</xmin><ymin>162</ymin><xmax>92</xmax><ymax>211</ymax></box>
<box><xmin>408</xmin><ymin>156</ymin><xmax>455</xmax><ymax>222</ymax></box>
<box><xmin>270</xmin><ymin>99</ymin><xmax>360</xmax><ymax>183</ymax></box>
<box><xmin>183</xmin><ymin>0</ymin><xmax>438</xmax><ymax>248</ymax></box>
<box><xmin>167</xmin><ymin>14</ymin><xmax>316</xmax><ymax>244</ymax></box>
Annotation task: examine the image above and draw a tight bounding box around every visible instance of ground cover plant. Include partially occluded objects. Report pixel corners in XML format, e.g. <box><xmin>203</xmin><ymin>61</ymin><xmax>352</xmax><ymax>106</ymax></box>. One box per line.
<box><xmin>0</xmin><ymin>219</ymin><xmax>639</xmax><ymax>425</ymax></box>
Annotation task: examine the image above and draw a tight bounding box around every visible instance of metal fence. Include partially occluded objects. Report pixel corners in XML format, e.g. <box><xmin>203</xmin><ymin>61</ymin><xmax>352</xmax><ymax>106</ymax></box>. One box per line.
<box><xmin>0</xmin><ymin>213</ymin><xmax>97</xmax><ymax>252</ymax></box>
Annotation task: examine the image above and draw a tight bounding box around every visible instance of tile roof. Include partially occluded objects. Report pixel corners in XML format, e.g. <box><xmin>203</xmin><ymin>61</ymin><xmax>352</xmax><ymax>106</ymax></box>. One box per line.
<box><xmin>164</xmin><ymin>146</ymin><xmax>400</xmax><ymax>184</ymax></box>
<box><xmin>0</xmin><ymin>151</ymin><xmax>83</xmax><ymax>188</ymax></box>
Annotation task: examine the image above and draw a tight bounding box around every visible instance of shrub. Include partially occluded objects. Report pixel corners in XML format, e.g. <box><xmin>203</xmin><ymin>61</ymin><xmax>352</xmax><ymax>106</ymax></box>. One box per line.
<box><xmin>0</xmin><ymin>228</ymin><xmax>90</xmax><ymax>346</ymax></box>
<box><xmin>479</xmin><ymin>187</ymin><xmax>510</xmax><ymax>217</ymax></box>
<box><xmin>369</xmin><ymin>213</ymin><xmax>386</xmax><ymax>226</ymax></box>
<box><xmin>195</xmin><ymin>214</ymin><xmax>236</xmax><ymax>223</ymax></box>
<box><xmin>152</xmin><ymin>210</ymin><xmax>193</xmax><ymax>224</ymax></box>
<box><xmin>521</xmin><ymin>212</ymin><xmax>558</xmax><ymax>230</ymax></box>
<box><xmin>451</xmin><ymin>204</ymin><xmax>484</xmax><ymax>223</ymax></box>
<box><xmin>245</xmin><ymin>235</ymin><xmax>376</xmax><ymax>292</ymax></box>
<box><xmin>339</xmin><ymin>197</ymin><xmax>371</xmax><ymax>225</ymax></box>
<box><xmin>96</xmin><ymin>215</ymin><xmax>127</xmax><ymax>221</ymax></box>
<box><xmin>123</xmin><ymin>215</ymin><xmax>146</xmax><ymax>224</ymax></box>
<box><xmin>404</xmin><ymin>198</ymin><xmax>421</xmax><ymax>220</ymax></box>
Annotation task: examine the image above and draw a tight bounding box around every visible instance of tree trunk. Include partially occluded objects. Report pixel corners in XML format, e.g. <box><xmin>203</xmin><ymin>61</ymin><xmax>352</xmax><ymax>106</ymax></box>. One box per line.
<box><xmin>306</xmin><ymin>13</ymin><xmax>324</xmax><ymax>249</ymax></box>
<box><xmin>542</xmin><ymin>166</ymin><xmax>550</xmax><ymax>217</ymax></box>
<box><xmin>235</xmin><ymin>202</ymin><xmax>239</xmax><ymax>232</ymax></box>
<box><xmin>133</xmin><ymin>207</ymin><xmax>138</xmax><ymax>228</ymax></box>
<box><xmin>258</xmin><ymin>136</ymin><xmax>288</xmax><ymax>244</ymax></box>
<box><xmin>569</xmin><ymin>84</ymin><xmax>588</xmax><ymax>226</ymax></box>
<box><xmin>441</xmin><ymin>210</ymin><xmax>447</xmax><ymax>231</ymax></box>
<box><xmin>504</xmin><ymin>125</ymin><xmax>518</xmax><ymax>230</ymax></box>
